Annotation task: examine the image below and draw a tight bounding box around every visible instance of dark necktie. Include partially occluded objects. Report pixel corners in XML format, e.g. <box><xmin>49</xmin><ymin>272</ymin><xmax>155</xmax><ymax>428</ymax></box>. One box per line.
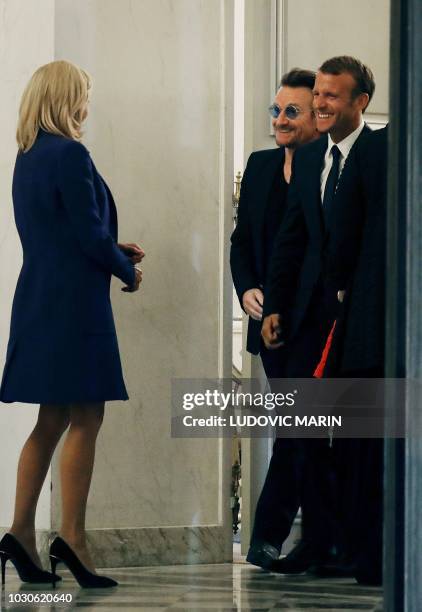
<box><xmin>322</xmin><ymin>144</ymin><xmax>341</xmax><ymax>225</ymax></box>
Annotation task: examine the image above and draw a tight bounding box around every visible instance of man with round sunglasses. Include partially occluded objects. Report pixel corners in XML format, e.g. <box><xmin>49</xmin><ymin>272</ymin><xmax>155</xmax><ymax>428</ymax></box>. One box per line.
<box><xmin>230</xmin><ymin>68</ymin><xmax>319</xmax><ymax>569</ymax></box>
<box><xmin>231</xmin><ymin>68</ymin><xmax>318</xmax><ymax>376</ymax></box>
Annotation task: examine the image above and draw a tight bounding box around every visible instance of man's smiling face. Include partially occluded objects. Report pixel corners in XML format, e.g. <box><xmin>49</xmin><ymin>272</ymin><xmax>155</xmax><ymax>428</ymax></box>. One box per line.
<box><xmin>272</xmin><ymin>86</ymin><xmax>317</xmax><ymax>149</ymax></box>
<box><xmin>312</xmin><ymin>71</ymin><xmax>366</xmax><ymax>142</ymax></box>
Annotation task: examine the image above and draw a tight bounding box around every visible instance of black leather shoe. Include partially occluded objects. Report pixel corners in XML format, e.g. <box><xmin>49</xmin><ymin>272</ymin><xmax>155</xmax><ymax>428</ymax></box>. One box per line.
<box><xmin>49</xmin><ymin>537</ymin><xmax>118</xmax><ymax>589</ymax></box>
<box><xmin>246</xmin><ymin>542</ymin><xmax>280</xmax><ymax>570</ymax></box>
<box><xmin>270</xmin><ymin>540</ymin><xmax>329</xmax><ymax>574</ymax></box>
<box><xmin>0</xmin><ymin>533</ymin><xmax>61</xmax><ymax>585</ymax></box>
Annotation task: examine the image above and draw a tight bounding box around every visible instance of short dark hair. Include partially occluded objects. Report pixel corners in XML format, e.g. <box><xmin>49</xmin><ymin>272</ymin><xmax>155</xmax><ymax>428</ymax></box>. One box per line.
<box><xmin>318</xmin><ymin>55</ymin><xmax>375</xmax><ymax>110</ymax></box>
<box><xmin>280</xmin><ymin>68</ymin><xmax>316</xmax><ymax>90</ymax></box>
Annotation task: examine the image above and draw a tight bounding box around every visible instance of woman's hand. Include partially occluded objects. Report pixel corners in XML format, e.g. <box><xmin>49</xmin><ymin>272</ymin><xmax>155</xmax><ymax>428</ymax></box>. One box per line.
<box><xmin>122</xmin><ymin>267</ymin><xmax>143</xmax><ymax>292</ymax></box>
<box><xmin>118</xmin><ymin>242</ymin><xmax>145</xmax><ymax>264</ymax></box>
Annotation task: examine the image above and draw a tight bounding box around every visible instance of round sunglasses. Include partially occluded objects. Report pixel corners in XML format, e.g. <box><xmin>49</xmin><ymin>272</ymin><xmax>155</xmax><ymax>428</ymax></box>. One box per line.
<box><xmin>268</xmin><ymin>104</ymin><xmax>309</xmax><ymax>120</ymax></box>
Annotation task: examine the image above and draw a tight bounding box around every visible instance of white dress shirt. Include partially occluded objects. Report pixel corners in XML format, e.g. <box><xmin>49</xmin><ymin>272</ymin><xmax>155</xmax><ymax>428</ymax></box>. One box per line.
<box><xmin>320</xmin><ymin>121</ymin><xmax>365</xmax><ymax>202</ymax></box>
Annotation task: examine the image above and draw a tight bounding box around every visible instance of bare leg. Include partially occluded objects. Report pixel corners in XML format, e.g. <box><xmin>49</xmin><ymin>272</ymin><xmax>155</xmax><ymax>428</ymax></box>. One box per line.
<box><xmin>59</xmin><ymin>403</ymin><xmax>104</xmax><ymax>573</ymax></box>
<box><xmin>10</xmin><ymin>405</ymin><xmax>70</xmax><ymax>566</ymax></box>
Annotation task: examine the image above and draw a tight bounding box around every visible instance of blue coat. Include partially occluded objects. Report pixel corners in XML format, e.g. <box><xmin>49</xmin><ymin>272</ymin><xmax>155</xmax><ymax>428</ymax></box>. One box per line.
<box><xmin>0</xmin><ymin>130</ymin><xmax>135</xmax><ymax>404</ymax></box>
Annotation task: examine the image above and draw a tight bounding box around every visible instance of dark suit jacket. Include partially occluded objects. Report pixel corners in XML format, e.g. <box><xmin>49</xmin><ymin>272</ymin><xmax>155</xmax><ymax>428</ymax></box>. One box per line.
<box><xmin>263</xmin><ymin>126</ymin><xmax>371</xmax><ymax>340</ymax></box>
<box><xmin>230</xmin><ymin>147</ymin><xmax>286</xmax><ymax>354</ymax></box>
<box><xmin>0</xmin><ymin>130</ymin><xmax>135</xmax><ymax>403</ymax></box>
<box><xmin>327</xmin><ymin>126</ymin><xmax>388</xmax><ymax>373</ymax></box>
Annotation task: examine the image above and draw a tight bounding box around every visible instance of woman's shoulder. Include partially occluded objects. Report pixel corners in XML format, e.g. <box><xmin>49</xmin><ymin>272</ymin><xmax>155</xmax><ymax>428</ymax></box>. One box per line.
<box><xmin>53</xmin><ymin>137</ymin><xmax>92</xmax><ymax>173</ymax></box>
<box><xmin>55</xmin><ymin>136</ymin><xmax>89</xmax><ymax>156</ymax></box>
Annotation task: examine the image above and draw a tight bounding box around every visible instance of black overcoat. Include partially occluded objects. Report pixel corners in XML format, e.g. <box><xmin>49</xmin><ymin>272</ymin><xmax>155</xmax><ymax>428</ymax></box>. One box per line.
<box><xmin>230</xmin><ymin>147</ymin><xmax>286</xmax><ymax>354</ymax></box>
<box><xmin>327</xmin><ymin>126</ymin><xmax>388</xmax><ymax>373</ymax></box>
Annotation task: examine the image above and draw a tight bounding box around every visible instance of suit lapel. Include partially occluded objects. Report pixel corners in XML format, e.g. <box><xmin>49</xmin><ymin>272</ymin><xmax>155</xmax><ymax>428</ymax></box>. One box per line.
<box><xmin>251</xmin><ymin>147</ymin><xmax>285</xmax><ymax>275</ymax></box>
<box><xmin>305</xmin><ymin>136</ymin><xmax>327</xmax><ymax>241</ymax></box>
<box><xmin>334</xmin><ymin>123</ymin><xmax>372</xmax><ymax>194</ymax></box>
<box><xmin>253</xmin><ymin>147</ymin><xmax>285</xmax><ymax>265</ymax></box>
<box><xmin>324</xmin><ymin>124</ymin><xmax>371</xmax><ymax>237</ymax></box>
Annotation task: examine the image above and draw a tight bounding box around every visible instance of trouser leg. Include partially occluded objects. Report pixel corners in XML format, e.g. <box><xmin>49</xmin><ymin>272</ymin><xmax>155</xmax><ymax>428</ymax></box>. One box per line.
<box><xmin>250</xmin><ymin>437</ymin><xmax>305</xmax><ymax>550</ymax></box>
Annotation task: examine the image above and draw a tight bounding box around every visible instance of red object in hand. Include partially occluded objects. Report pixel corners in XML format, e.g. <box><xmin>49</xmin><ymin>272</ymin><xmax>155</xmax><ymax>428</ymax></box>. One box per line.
<box><xmin>313</xmin><ymin>321</ymin><xmax>337</xmax><ymax>378</ymax></box>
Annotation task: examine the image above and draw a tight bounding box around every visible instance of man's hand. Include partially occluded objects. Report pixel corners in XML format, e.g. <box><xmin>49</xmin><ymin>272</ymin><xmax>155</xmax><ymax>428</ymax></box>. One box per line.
<box><xmin>118</xmin><ymin>242</ymin><xmax>145</xmax><ymax>264</ymax></box>
<box><xmin>242</xmin><ymin>288</ymin><xmax>264</xmax><ymax>321</ymax></box>
<box><xmin>337</xmin><ymin>290</ymin><xmax>346</xmax><ymax>303</ymax></box>
<box><xmin>261</xmin><ymin>314</ymin><xmax>284</xmax><ymax>349</ymax></box>
<box><xmin>122</xmin><ymin>267</ymin><xmax>143</xmax><ymax>292</ymax></box>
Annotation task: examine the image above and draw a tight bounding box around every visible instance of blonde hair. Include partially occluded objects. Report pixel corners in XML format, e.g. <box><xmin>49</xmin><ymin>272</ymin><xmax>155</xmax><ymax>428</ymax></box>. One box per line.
<box><xmin>17</xmin><ymin>60</ymin><xmax>91</xmax><ymax>152</ymax></box>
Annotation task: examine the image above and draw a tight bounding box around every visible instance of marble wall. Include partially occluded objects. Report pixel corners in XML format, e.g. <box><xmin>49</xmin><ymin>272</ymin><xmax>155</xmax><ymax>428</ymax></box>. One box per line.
<box><xmin>281</xmin><ymin>0</ymin><xmax>390</xmax><ymax>121</ymax></box>
<box><xmin>243</xmin><ymin>0</ymin><xmax>390</xmax><ymax>155</ymax></box>
<box><xmin>0</xmin><ymin>0</ymin><xmax>55</xmax><ymax>531</ymax></box>
<box><xmin>50</xmin><ymin>0</ymin><xmax>234</xmax><ymax>565</ymax></box>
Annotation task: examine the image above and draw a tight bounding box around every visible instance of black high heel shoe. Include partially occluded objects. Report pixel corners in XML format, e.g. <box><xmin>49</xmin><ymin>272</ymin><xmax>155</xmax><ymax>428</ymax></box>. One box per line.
<box><xmin>0</xmin><ymin>533</ymin><xmax>61</xmax><ymax>586</ymax></box>
<box><xmin>49</xmin><ymin>537</ymin><xmax>118</xmax><ymax>589</ymax></box>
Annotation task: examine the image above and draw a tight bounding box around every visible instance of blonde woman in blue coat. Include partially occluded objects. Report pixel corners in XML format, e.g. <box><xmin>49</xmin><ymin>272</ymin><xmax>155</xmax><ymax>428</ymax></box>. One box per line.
<box><xmin>0</xmin><ymin>61</ymin><xmax>143</xmax><ymax>588</ymax></box>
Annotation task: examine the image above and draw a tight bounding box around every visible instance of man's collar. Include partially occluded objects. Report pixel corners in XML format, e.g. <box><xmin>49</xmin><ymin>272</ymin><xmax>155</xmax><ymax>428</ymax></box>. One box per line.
<box><xmin>327</xmin><ymin>120</ymin><xmax>365</xmax><ymax>157</ymax></box>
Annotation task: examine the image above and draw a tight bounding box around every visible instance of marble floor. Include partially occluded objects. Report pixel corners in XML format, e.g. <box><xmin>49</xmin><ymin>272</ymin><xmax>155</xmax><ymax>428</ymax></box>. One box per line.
<box><xmin>1</xmin><ymin>562</ymin><xmax>383</xmax><ymax>612</ymax></box>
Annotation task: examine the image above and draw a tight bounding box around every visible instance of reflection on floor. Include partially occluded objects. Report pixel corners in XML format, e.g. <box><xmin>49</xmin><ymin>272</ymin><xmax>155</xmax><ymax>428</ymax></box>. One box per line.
<box><xmin>1</xmin><ymin>562</ymin><xmax>383</xmax><ymax>611</ymax></box>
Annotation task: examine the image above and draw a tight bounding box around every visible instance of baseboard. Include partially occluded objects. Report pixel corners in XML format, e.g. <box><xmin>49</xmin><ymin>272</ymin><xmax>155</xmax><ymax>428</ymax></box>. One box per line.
<box><xmin>1</xmin><ymin>525</ymin><xmax>233</xmax><ymax>569</ymax></box>
<box><xmin>83</xmin><ymin>525</ymin><xmax>233</xmax><ymax>567</ymax></box>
